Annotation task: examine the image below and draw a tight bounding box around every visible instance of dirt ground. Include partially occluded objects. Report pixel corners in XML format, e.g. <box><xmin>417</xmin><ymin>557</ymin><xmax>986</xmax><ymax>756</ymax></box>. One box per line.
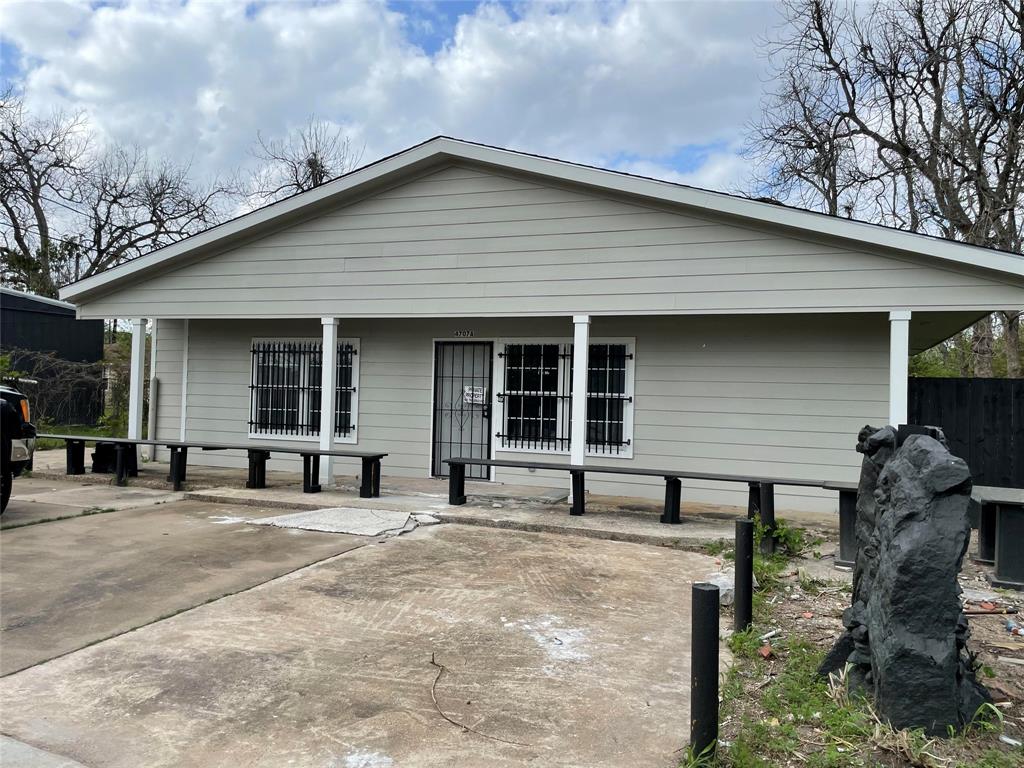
<box><xmin>716</xmin><ymin>530</ymin><xmax>1024</xmax><ymax>768</ymax></box>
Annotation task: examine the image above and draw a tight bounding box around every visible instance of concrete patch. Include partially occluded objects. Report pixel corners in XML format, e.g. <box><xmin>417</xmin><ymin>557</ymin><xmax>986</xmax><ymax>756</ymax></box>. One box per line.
<box><xmin>340</xmin><ymin>750</ymin><xmax>395</xmax><ymax>768</ymax></box>
<box><xmin>248</xmin><ymin>507</ymin><xmax>413</xmax><ymax>536</ymax></box>
<box><xmin>503</xmin><ymin>614</ymin><xmax>589</xmax><ymax>663</ymax></box>
<box><xmin>0</xmin><ymin>736</ymin><xmax>89</xmax><ymax>768</ymax></box>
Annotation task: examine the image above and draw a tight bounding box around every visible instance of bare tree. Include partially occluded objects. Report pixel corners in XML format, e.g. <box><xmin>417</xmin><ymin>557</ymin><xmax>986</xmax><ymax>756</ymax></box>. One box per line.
<box><xmin>750</xmin><ymin>0</ymin><xmax>1024</xmax><ymax>376</ymax></box>
<box><xmin>244</xmin><ymin>116</ymin><xmax>363</xmax><ymax>207</ymax></box>
<box><xmin>75</xmin><ymin>146</ymin><xmax>224</xmax><ymax>281</ymax></box>
<box><xmin>748</xmin><ymin>70</ymin><xmax>861</xmax><ymax>216</ymax></box>
<box><xmin>0</xmin><ymin>90</ymin><xmax>88</xmax><ymax>297</ymax></box>
<box><xmin>0</xmin><ymin>90</ymin><xmax>228</xmax><ymax>297</ymax></box>
<box><xmin>1002</xmin><ymin>309</ymin><xmax>1022</xmax><ymax>377</ymax></box>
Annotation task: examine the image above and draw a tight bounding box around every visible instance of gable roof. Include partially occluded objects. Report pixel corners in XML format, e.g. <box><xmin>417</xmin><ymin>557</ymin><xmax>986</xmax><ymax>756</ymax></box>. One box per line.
<box><xmin>59</xmin><ymin>136</ymin><xmax>1024</xmax><ymax>304</ymax></box>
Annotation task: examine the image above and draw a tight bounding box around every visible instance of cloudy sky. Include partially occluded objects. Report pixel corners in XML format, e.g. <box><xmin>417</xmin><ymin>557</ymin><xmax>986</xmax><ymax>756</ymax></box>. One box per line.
<box><xmin>0</xmin><ymin>0</ymin><xmax>782</xmax><ymax>194</ymax></box>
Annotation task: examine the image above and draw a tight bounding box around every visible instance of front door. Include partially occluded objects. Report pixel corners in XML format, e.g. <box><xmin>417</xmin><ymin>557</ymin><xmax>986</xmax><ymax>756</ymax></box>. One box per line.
<box><xmin>432</xmin><ymin>341</ymin><xmax>493</xmax><ymax>479</ymax></box>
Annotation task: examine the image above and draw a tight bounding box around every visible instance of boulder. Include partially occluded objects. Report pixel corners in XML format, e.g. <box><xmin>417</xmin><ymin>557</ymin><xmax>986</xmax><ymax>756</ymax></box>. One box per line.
<box><xmin>819</xmin><ymin>428</ymin><xmax>991</xmax><ymax>735</ymax></box>
<box><xmin>867</xmin><ymin>434</ymin><xmax>988</xmax><ymax>734</ymax></box>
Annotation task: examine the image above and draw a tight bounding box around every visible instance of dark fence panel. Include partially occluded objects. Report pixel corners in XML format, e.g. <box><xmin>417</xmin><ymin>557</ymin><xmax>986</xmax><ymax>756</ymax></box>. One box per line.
<box><xmin>908</xmin><ymin>377</ymin><xmax>1023</xmax><ymax>488</ymax></box>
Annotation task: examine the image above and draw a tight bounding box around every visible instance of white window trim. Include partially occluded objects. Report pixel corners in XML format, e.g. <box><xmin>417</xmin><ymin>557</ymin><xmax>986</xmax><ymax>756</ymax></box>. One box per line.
<box><xmin>493</xmin><ymin>336</ymin><xmax>635</xmax><ymax>460</ymax></box>
<box><xmin>247</xmin><ymin>336</ymin><xmax>360</xmax><ymax>445</ymax></box>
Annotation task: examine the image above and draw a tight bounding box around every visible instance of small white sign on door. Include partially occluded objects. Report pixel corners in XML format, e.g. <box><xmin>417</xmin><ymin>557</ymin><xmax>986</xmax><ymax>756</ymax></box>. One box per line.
<box><xmin>463</xmin><ymin>385</ymin><xmax>487</xmax><ymax>405</ymax></box>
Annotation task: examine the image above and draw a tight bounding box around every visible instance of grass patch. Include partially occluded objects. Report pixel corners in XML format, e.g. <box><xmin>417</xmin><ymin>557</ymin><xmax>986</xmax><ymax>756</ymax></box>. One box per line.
<box><xmin>702</xmin><ymin>538</ymin><xmax>731</xmax><ymax>558</ymax></box>
<box><xmin>690</xmin><ymin>522</ymin><xmax>1023</xmax><ymax>768</ymax></box>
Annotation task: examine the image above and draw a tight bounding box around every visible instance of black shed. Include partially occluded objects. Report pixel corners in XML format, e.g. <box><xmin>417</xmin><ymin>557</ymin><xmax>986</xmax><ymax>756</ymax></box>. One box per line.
<box><xmin>1</xmin><ymin>287</ymin><xmax>105</xmax><ymax>424</ymax></box>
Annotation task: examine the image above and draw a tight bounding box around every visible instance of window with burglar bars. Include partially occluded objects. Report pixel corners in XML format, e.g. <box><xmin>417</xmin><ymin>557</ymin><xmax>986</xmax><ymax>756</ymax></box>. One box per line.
<box><xmin>497</xmin><ymin>340</ymin><xmax>633</xmax><ymax>455</ymax></box>
<box><xmin>249</xmin><ymin>339</ymin><xmax>358</xmax><ymax>439</ymax></box>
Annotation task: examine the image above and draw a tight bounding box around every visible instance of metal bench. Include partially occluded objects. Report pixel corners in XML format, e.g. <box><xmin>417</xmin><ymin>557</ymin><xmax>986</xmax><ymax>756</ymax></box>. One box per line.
<box><xmin>444</xmin><ymin>457</ymin><xmax>830</xmax><ymax>554</ymax></box>
<box><xmin>40</xmin><ymin>434</ymin><xmax>387</xmax><ymax>498</ymax></box>
<box><xmin>822</xmin><ymin>481</ymin><xmax>858</xmax><ymax>568</ymax></box>
<box><xmin>973</xmin><ymin>485</ymin><xmax>1024</xmax><ymax>590</ymax></box>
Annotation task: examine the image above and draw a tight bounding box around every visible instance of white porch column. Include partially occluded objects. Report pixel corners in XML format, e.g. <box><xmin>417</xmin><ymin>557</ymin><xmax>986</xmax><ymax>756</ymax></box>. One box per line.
<box><xmin>319</xmin><ymin>317</ymin><xmax>339</xmax><ymax>486</ymax></box>
<box><xmin>570</xmin><ymin>315</ymin><xmax>590</xmax><ymax>466</ymax></box>
<box><xmin>146</xmin><ymin>319</ymin><xmax>159</xmax><ymax>459</ymax></box>
<box><xmin>888</xmin><ymin>310</ymin><xmax>911</xmax><ymax>427</ymax></box>
<box><xmin>127</xmin><ymin>318</ymin><xmax>148</xmax><ymax>440</ymax></box>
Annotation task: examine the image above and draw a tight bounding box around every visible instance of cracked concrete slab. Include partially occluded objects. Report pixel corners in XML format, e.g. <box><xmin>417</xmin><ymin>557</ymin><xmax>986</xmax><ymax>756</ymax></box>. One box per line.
<box><xmin>248</xmin><ymin>507</ymin><xmax>413</xmax><ymax>536</ymax></box>
<box><xmin>0</xmin><ymin>525</ymin><xmax>727</xmax><ymax>768</ymax></box>
<box><xmin>0</xmin><ymin>497</ymin><xmax>369</xmax><ymax>675</ymax></box>
<box><xmin>2</xmin><ymin>477</ymin><xmax>183</xmax><ymax>530</ymax></box>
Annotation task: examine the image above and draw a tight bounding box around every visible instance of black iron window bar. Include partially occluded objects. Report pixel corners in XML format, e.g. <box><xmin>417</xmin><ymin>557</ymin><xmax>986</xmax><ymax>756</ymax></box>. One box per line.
<box><xmin>496</xmin><ymin>342</ymin><xmax>632</xmax><ymax>454</ymax></box>
<box><xmin>249</xmin><ymin>341</ymin><xmax>356</xmax><ymax>438</ymax></box>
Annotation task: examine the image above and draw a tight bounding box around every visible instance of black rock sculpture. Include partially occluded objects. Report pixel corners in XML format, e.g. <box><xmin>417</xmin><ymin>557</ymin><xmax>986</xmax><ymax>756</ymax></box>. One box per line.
<box><xmin>819</xmin><ymin>427</ymin><xmax>991</xmax><ymax>736</ymax></box>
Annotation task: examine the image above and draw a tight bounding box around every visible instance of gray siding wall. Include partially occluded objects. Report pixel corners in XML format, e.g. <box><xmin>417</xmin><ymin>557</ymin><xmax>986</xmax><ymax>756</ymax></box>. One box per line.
<box><xmin>80</xmin><ymin>164</ymin><xmax>1023</xmax><ymax>319</ymax></box>
<box><xmin>151</xmin><ymin>318</ymin><xmax>185</xmax><ymax>457</ymax></box>
<box><xmin>166</xmin><ymin>313</ymin><xmax>886</xmax><ymax>512</ymax></box>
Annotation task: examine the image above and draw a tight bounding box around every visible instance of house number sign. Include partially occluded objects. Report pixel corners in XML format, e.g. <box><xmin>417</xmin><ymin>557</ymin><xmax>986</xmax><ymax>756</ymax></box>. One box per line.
<box><xmin>453</xmin><ymin>330</ymin><xmax>474</xmax><ymax>337</ymax></box>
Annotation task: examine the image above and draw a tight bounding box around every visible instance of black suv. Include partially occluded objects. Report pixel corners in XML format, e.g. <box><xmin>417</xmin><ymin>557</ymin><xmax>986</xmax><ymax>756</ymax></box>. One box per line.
<box><xmin>1</xmin><ymin>385</ymin><xmax>36</xmax><ymax>513</ymax></box>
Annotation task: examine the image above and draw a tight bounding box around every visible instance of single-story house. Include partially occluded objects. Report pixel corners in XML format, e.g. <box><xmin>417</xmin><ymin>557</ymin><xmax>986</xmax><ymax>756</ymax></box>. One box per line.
<box><xmin>58</xmin><ymin>137</ymin><xmax>1024</xmax><ymax>511</ymax></box>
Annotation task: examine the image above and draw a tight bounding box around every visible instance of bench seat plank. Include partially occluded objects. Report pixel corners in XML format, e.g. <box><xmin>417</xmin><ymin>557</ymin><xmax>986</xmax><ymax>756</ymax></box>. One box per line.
<box><xmin>445</xmin><ymin>457</ymin><xmax>823</xmax><ymax>488</ymax></box>
<box><xmin>39</xmin><ymin>434</ymin><xmax>386</xmax><ymax>496</ymax></box>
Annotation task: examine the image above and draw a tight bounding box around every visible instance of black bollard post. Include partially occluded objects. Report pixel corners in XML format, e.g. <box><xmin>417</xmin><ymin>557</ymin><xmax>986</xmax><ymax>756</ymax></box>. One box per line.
<box><xmin>690</xmin><ymin>582</ymin><xmax>720</xmax><ymax>761</ymax></box>
<box><xmin>735</xmin><ymin>519</ymin><xmax>754</xmax><ymax>633</ymax></box>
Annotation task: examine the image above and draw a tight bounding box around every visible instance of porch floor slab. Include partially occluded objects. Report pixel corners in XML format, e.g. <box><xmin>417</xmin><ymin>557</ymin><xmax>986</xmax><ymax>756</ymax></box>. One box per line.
<box><xmin>29</xmin><ymin>450</ymin><xmax>841</xmax><ymax>554</ymax></box>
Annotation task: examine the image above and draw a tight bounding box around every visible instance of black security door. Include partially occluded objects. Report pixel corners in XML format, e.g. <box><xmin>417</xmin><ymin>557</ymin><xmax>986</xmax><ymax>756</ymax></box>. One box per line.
<box><xmin>432</xmin><ymin>342</ymin><xmax>493</xmax><ymax>479</ymax></box>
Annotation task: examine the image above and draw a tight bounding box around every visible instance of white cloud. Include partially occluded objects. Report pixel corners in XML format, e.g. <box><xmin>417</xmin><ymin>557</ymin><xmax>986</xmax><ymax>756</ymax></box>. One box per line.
<box><xmin>0</xmin><ymin>0</ymin><xmax>779</xmax><ymax>192</ymax></box>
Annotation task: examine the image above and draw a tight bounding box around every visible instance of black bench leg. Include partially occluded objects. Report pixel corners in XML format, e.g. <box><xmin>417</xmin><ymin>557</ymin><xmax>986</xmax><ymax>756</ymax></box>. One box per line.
<box><xmin>992</xmin><ymin>504</ymin><xmax>1024</xmax><ymax>590</ymax></box>
<box><xmin>448</xmin><ymin>463</ymin><xmax>466</xmax><ymax>505</ymax></box>
<box><xmin>167</xmin><ymin>447</ymin><xmax>177</xmax><ymax>483</ymax></box>
<box><xmin>746</xmin><ymin>481</ymin><xmax>760</xmax><ymax>520</ymax></box>
<box><xmin>359</xmin><ymin>457</ymin><xmax>374</xmax><ymax>498</ymax></box>
<box><xmin>115</xmin><ymin>444</ymin><xmax>129</xmax><ymax>487</ymax></box>
<box><xmin>303</xmin><ymin>455</ymin><xmax>321</xmax><ymax>494</ymax></box>
<box><xmin>371</xmin><ymin>459</ymin><xmax>381</xmax><ymax>497</ymax></box>
<box><xmin>976</xmin><ymin>503</ymin><xmax>997</xmax><ymax>565</ymax></box>
<box><xmin>570</xmin><ymin>470</ymin><xmax>585</xmax><ymax>516</ymax></box>
<box><xmin>66</xmin><ymin>440</ymin><xmax>86</xmax><ymax>475</ymax></box>
<box><xmin>247</xmin><ymin>450</ymin><xmax>268</xmax><ymax>489</ymax></box>
<box><xmin>836</xmin><ymin>490</ymin><xmax>856</xmax><ymax>568</ymax></box>
<box><xmin>172</xmin><ymin>447</ymin><xmax>188</xmax><ymax>492</ymax></box>
<box><xmin>758</xmin><ymin>482</ymin><xmax>776</xmax><ymax>556</ymax></box>
<box><xmin>661</xmin><ymin>477</ymin><xmax>681</xmax><ymax>524</ymax></box>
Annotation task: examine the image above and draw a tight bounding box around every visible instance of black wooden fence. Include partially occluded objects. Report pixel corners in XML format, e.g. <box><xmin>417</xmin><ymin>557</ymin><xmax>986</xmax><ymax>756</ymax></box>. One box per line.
<box><xmin>908</xmin><ymin>377</ymin><xmax>1024</xmax><ymax>488</ymax></box>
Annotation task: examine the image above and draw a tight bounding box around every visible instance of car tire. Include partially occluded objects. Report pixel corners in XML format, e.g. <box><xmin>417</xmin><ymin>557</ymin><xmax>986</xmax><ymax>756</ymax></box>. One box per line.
<box><xmin>1</xmin><ymin>471</ymin><xmax>11</xmax><ymax>514</ymax></box>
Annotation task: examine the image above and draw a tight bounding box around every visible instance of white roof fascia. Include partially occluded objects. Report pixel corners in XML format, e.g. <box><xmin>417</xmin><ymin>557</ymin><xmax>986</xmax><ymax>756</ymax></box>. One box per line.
<box><xmin>59</xmin><ymin>137</ymin><xmax>1024</xmax><ymax>303</ymax></box>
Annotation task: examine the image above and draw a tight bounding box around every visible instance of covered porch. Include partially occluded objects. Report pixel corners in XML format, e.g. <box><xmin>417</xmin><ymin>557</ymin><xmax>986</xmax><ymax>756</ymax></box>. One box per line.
<box><xmin>102</xmin><ymin>309</ymin><xmax>987</xmax><ymax>513</ymax></box>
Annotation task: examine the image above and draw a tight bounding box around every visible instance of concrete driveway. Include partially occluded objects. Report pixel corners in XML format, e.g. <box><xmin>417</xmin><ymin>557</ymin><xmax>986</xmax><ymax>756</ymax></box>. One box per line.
<box><xmin>1</xmin><ymin>475</ymin><xmax>186</xmax><ymax>529</ymax></box>
<box><xmin>1</xmin><ymin>480</ymin><xmax>723</xmax><ymax>767</ymax></box>
<box><xmin>1</xmin><ymin>480</ymin><xmax>369</xmax><ymax>675</ymax></box>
